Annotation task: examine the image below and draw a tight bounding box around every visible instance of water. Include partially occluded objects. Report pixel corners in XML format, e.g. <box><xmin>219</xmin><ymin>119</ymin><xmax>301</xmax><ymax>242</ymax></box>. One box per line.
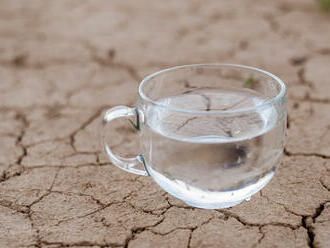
<box><xmin>141</xmin><ymin>88</ymin><xmax>285</xmax><ymax>209</ymax></box>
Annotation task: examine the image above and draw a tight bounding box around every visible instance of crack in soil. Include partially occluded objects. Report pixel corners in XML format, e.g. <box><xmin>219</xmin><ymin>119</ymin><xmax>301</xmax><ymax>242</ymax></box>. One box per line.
<box><xmin>40</xmin><ymin>240</ymin><xmax>123</xmax><ymax>247</ymax></box>
<box><xmin>122</xmin><ymin>215</ymin><xmax>166</xmax><ymax>248</ymax></box>
<box><xmin>0</xmin><ymin>200</ymin><xmax>29</xmax><ymax>214</ymax></box>
<box><xmin>84</xmin><ymin>41</ymin><xmax>141</xmax><ymax>82</ymax></box>
<box><xmin>284</xmin><ymin>148</ymin><xmax>330</xmax><ymax>159</ymax></box>
<box><xmin>69</xmin><ymin>107</ymin><xmax>106</xmax><ymax>152</ymax></box>
<box><xmin>27</xmin><ymin>168</ymin><xmax>60</xmax><ymax>208</ymax></box>
<box><xmin>0</xmin><ymin>111</ymin><xmax>29</xmax><ymax>183</ymax></box>
<box><xmin>297</xmin><ymin>68</ymin><xmax>315</xmax><ymax>89</ymax></box>
<box><xmin>301</xmin><ymin>200</ymin><xmax>330</xmax><ymax>248</ymax></box>
<box><xmin>150</xmin><ymin>213</ymin><xmax>216</xmax><ymax>236</ymax></box>
<box><xmin>302</xmin><ymin>216</ymin><xmax>314</xmax><ymax>248</ymax></box>
<box><xmin>287</xmin><ymin>114</ymin><xmax>291</xmax><ymax>129</ymax></box>
<box><xmin>320</xmin><ymin>179</ymin><xmax>330</xmax><ymax>192</ymax></box>
<box><xmin>260</xmin><ymin>190</ymin><xmax>304</xmax><ymax>217</ymax></box>
<box><xmin>251</xmin><ymin>226</ymin><xmax>266</xmax><ymax>248</ymax></box>
<box><xmin>50</xmin><ymin>190</ymin><xmax>107</xmax><ymax>207</ymax></box>
<box><xmin>0</xmin><ymin>57</ymin><xmax>88</xmax><ymax>69</ymax></box>
<box><xmin>55</xmin><ymin>201</ymin><xmax>121</xmax><ymax>226</ymax></box>
<box><xmin>16</xmin><ymin>111</ymin><xmax>29</xmax><ymax>166</ymax></box>
<box><xmin>218</xmin><ymin>209</ymin><xmax>299</xmax><ymax>230</ymax></box>
<box><xmin>0</xmin><ymin>165</ymin><xmax>25</xmax><ymax>183</ymax></box>
<box><xmin>290</xmin><ymin>55</ymin><xmax>308</xmax><ymax>66</ymax></box>
<box><xmin>22</xmin><ymin>168</ymin><xmax>60</xmax><ymax>248</ymax></box>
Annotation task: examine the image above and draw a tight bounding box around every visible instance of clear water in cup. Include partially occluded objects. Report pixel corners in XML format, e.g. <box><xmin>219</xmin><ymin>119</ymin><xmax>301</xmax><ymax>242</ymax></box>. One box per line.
<box><xmin>141</xmin><ymin>88</ymin><xmax>285</xmax><ymax>209</ymax></box>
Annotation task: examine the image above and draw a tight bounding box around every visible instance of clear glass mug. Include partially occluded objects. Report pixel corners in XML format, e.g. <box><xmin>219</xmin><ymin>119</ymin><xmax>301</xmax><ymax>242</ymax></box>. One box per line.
<box><xmin>102</xmin><ymin>64</ymin><xmax>286</xmax><ymax>209</ymax></box>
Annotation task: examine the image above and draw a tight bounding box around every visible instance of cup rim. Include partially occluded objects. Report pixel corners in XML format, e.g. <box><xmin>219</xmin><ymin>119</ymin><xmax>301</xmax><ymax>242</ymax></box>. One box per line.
<box><xmin>138</xmin><ymin>63</ymin><xmax>286</xmax><ymax>115</ymax></box>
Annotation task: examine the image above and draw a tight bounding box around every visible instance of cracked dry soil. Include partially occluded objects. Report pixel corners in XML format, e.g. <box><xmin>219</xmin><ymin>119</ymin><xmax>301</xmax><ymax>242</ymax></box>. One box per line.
<box><xmin>1</xmin><ymin>0</ymin><xmax>330</xmax><ymax>247</ymax></box>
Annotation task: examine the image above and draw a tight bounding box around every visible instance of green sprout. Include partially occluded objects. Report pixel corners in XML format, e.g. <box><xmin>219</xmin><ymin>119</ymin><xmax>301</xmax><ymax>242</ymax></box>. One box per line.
<box><xmin>128</xmin><ymin>119</ymin><xmax>140</xmax><ymax>131</ymax></box>
<box><xmin>318</xmin><ymin>0</ymin><xmax>330</xmax><ymax>10</ymax></box>
<box><xmin>244</xmin><ymin>75</ymin><xmax>255</xmax><ymax>88</ymax></box>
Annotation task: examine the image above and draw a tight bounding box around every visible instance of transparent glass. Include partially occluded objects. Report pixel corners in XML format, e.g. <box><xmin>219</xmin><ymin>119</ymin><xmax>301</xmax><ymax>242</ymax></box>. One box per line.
<box><xmin>102</xmin><ymin>64</ymin><xmax>286</xmax><ymax>209</ymax></box>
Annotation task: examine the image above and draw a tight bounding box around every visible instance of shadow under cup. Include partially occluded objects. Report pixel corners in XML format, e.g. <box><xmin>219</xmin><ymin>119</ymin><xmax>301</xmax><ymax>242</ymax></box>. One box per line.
<box><xmin>104</xmin><ymin>64</ymin><xmax>287</xmax><ymax>209</ymax></box>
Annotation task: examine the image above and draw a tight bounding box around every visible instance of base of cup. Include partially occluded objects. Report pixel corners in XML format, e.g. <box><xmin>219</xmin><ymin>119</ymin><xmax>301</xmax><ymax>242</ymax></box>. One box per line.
<box><xmin>147</xmin><ymin>165</ymin><xmax>275</xmax><ymax>210</ymax></box>
<box><xmin>183</xmin><ymin>199</ymin><xmax>245</xmax><ymax>209</ymax></box>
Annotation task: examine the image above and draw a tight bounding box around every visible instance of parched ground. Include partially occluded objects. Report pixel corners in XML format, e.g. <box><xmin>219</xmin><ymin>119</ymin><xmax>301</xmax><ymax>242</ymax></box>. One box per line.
<box><xmin>0</xmin><ymin>0</ymin><xmax>330</xmax><ymax>247</ymax></box>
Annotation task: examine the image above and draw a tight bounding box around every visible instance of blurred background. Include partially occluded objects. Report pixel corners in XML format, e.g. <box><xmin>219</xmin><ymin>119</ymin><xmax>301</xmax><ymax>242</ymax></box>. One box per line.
<box><xmin>0</xmin><ymin>0</ymin><xmax>329</xmax><ymax>110</ymax></box>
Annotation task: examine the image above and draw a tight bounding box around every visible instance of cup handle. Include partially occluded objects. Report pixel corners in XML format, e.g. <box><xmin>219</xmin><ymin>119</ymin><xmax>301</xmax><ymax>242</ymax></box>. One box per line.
<box><xmin>102</xmin><ymin>106</ymin><xmax>149</xmax><ymax>176</ymax></box>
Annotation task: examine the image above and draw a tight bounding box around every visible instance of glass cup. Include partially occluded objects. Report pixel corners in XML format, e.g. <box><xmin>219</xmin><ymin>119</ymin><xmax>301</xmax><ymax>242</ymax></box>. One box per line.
<box><xmin>102</xmin><ymin>64</ymin><xmax>286</xmax><ymax>209</ymax></box>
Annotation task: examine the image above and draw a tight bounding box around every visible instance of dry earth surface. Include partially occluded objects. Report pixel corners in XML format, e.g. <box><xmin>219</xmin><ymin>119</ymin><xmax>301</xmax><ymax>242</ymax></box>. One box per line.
<box><xmin>1</xmin><ymin>0</ymin><xmax>330</xmax><ymax>247</ymax></box>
